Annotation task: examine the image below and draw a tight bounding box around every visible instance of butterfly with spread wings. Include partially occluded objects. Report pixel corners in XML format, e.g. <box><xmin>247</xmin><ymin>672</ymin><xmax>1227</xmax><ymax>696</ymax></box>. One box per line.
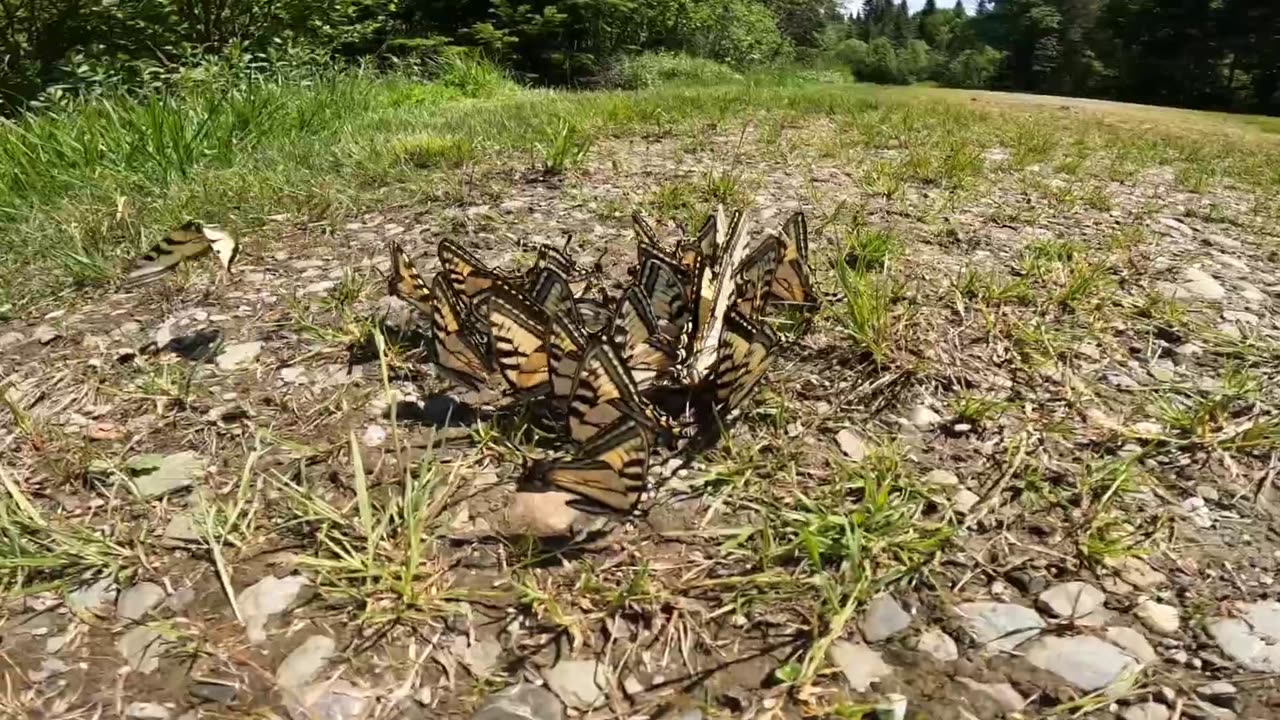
<box><xmin>521</xmin><ymin>413</ymin><xmax>654</xmax><ymax>513</ymax></box>
<box><xmin>124</xmin><ymin>221</ymin><xmax>239</xmax><ymax>286</ymax></box>
<box><xmin>762</xmin><ymin>212</ymin><xmax>819</xmax><ymax>324</ymax></box>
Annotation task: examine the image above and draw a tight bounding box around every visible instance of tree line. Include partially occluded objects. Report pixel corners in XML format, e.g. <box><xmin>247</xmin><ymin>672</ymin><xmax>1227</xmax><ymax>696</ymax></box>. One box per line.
<box><xmin>2</xmin><ymin>0</ymin><xmax>1276</xmax><ymax>115</ymax></box>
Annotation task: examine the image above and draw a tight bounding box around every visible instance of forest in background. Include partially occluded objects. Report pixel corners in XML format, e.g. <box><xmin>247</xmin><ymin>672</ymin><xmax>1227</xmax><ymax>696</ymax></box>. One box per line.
<box><xmin>2</xmin><ymin>0</ymin><xmax>1278</xmax><ymax>116</ymax></box>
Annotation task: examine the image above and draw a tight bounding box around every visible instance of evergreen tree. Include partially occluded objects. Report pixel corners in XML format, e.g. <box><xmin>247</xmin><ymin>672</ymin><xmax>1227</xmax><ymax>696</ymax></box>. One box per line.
<box><xmin>976</xmin><ymin>0</ymin><xmax>990</xmax><ymax>17</ymax></box>
<box><xmin>954</xmin><ymin>0</ymin><xmax>968</xmax><ymax>18</ymax></box>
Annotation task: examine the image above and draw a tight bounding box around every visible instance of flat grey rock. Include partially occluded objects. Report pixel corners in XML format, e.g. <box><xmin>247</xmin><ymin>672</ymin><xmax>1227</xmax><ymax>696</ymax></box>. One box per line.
<box><xmin>0</xmin><ymin>331</ymin><xmax>24</xmax><ymax>350</ymax></box>
<box><xmin>452</xmin><ymin>635</ymin><xmax>503</xmax><ymax>678</ymax></box>
<box><xmin>541</xmin><ymin>659</ymin><xmax>607</xmax><ymax>711</ymax></box>
<box><xmin>118</xmin><ymin>626</ymin><xmax>167</xmax><ymax>673</ymax></box>
<box><xmin>953</xmin><ymin>488</ymin><xmax>979</xmax><ymax>512</ymax></box>
<box><xmin>1037</xmin><ymin>582</ymin><xmax>1104</xmax><ymax>620</ymax></box>
<box><xmin>128</xmin><ymin>452</ymin><xmax>205</xmax><ymax>498</ymax></box>
<box><xmin>471</xmin><ymin>683</ymin><xmax>565</xmax><ymax>720</ymax></box>
<box><xmin>216</xmin><ymin>341</ymin><xmax>263</xmax><ymax>371</ymax></box>
<box><xmin>67</xmin><ymin>577</ymin><xmax>116</xmax><ymax>613</ymax></box>
<box><xmin>958</xmin><ymin>677</ymin><xmax>1026</xmax><ymax>712</ymax></box>
<box><xmin>1106</xmin><ymin>626</ymin><xmax>1157</xmax><ymax>663</ymax></box>
<box><xmin>285</xmin><ymin>679</ymin><xmax>369</xmax><ymax>720</ymax></box>
<box><xmin>861</xmin><ymin>594</ymin><xmax>912</xmax><ymax>643</ymax></box>
<box><xmin>117</xmin><ymin>582</ymin><xmax>166</xmax><ymax>622</ymax></box>
<box><xmin>162</xmin><ymin>512</ymin><xmax>201</xmax><ymax>544</ymax></box>
<box><xmin>1024</xmin><ymin>635</ymin><xmax>1138</xmax><ymax>691</ymax></box>
<box><xmin>922</xmin><ymin>469</ymin><xmax>959</xmax><ymax>487</ymax></box>
<box><xmin>909</xmin><ymin>404</ymin><xmax>943</xmax><ymax>430</ymax></box>
<box><xmin>189</xmin><ymin>682</ymin><xmax>238</xmax><ymax>705</ymax></box>
<box><xmin>1177</xmin><ymin>268</ymin><xmax>1227</xmax><ymax>300</ymax></box>
<box><xmin>1122</xmin><ymin>702</ymin><xmax>1170</xmax><ymax>720</ymax></box>
<box><xmin>836</xmin><ymin>428</ymin><xmax>868</xmax><ymax>461</ymax></box>
<box><xmin>125</xmin><ymin>702</ymin><xmax>172</xmax><ymax>719</ymax></box>
<box><xmin>1207</xmin><ymin>601</ymin><xmax>1280</xmax><ymax>672</ymax></box>
<box><xmin>277</xmin><ymin>635</ymin><xmax>336</xmax><ymax>689</ymax></box>
<box><xmin>955</xmin><ymin>602</ymin><xmax>1045</xmax><ymax>652</ymax></box>
<box><xmin>913</xmin><ymin>627</ymin><xmax>958</xmax><ymax>662</ymax></box>
<box><xmin>827</xmin><ymin>640</ymin><xmax>893</xmax><ymax>692</ymax></box>
<box><xmin>30</xmin><ymin>658</ymin><xmax>70</xmax><ymax>682</ymax></box>
<box><xmin>1108</xmin><ymin>557</ymin><xmax>1168</xmax><ymax>590</ymax></box>
<box><xmin>237</xmin><ymin>575</ymin><xmax>308</xmax><ymax>644</ymax></box>
<box><xmin>1134</xmin><ymin>599</ymin><xmax>1180</xmax><ymax>635</ymax></box>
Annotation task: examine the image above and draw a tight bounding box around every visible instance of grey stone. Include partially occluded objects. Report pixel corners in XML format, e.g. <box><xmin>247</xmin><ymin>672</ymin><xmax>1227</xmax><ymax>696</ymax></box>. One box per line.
<box><xmin>923</xmin><ymin>469</ymin><xmax>959</xmax><ymax>487</ymax></box>
<box><xmin>1135</xmin><ymin>600</ymin><xmax>1181</xmax><ymax>636</ymax></box>
<box><xmin>1158</xmin><ymin>217</ymin><xmax>1193</xmax><ymax>235</ymax></box>
<box><xmin>125</xmin><ymin>702</ymin><xmax>172</xmax><ymax>719</ymax></box>
<box><xmin>1196</xmin><ymin>682</ymin><xmax>1238</xmax><ymax>708</ymax></box>
<box><xmin>67</xmin><ymin>577</ymin><xmax>116</xmax><ymax>613</ymax></box>
<box><xmin>1207</xmin><ymin>601</ymin><xmax>1280</xmax><ymax>672</ymax></box>
<box><xmin>958</xmin><ymin>677</ymin><xmax>1026</xmax><ymax>713</ymax></box>
<box><xmin>162</xmin><ymin>512</ymin><xmax>201</xmax><ymax>544</ymax></box>
<box><xmin>827</xmin><ymin>640</ymin><xmax>893</xmax><ymax>692</ymax></box>
<box><xmin>953</xmin><ymin>488</ymin><xmax>980</xmax><ymax>513</ymax></box>
<box><xmin>0</xmin><ymin>331</ymin><xmax>23</xmax><ymax>350</ymax></box>
<box><xmin>909</xmin><ymin>404</ymin><xmax>943</xmax><ymax>430</ymax></box>
<box><xmin>1177</xmin><ymin>268</ymin><xmax>1227</xmax><ymax>301</ymax></box>
<box><xmin>29</xmin><ymin>658</ymin><xmax>70</xmax><ymax>682</ymax></box>
<box><xmin>956</xmin><ymin>602</ymin><xmax>1045</xmax><ymax>652</ymax></box>
<box><xmin>302</xmin><ymin>280</ymin><xmax>337</xmax><ymax>295</ymax></box>
<box><xmin>1205</xmin><ymin>234</ymin><xmax>1242</xmax><ymax>250</ymax></box>
<box><xmin>277</xmin><ymin>635</ymin><xmax>337</xmax><ymax>689</ymax></box>
<box><xmin>285</xmin><ymin>679</ymin><xmax>370</xmax><ymax>720</ymax></box>
<box><xmin>1106</xmin><ymin>626</ymin><xmax>1157</xmax><ymax>663</ymax></box>
<box><xmin>876</xmin><ymin>693</ymin><xmax>907</xmax><ymax>720</ymax></box>
<box><xmin>117</xmin><ymin>582</ymin><xmax>166</xmax><ymax>622</ymax></box>
<box><xmin>1038</xmin><ymin>582</ymin><xmax>1105</xmax><ymax>621</ymax></box>
<box><xmin>861</xmin><ymin>594</ymin><xmax>912</xmax><ymax>643</ymax></box>
<box><xmin>190</xmin><ymin>682</ymin><xmax>238</xmax><ymax>705</ymax></box>
<box><xmin>128</xmin><ymin>452</ymin><xmax>205</xmax><ymax>498</ymax></box>
<box><xmin>215</xmin><ymin>341</ymin><xmax>263</xmax><ymax>371</ymax></box>
<box><xmin>913</xmin><ymin>628</ymin><xmax>958</xmax><ymax>662</ymax></box>
<box><xmin>1185</xmin><ymin>700</ymin><xmax>1238</xmax><ymax>720</ymax></box>
<box><xmin>118</xmin><ymin>626</ymin><xmax>167</xmax><ymax>673</ymax></box>
<box><xmin>34</xmin><ymin>325</ymin><xmax>61</xmax><ymax>344</ymax></box>
<box><xmin>541</xmin><ymin>659</ymin><xmax>607</xmax><ymax>710</ymax></box>
<box><xmin>1024</xmin><ymin>635</ymin><xmax>1139</xmax><ymax>691</ymax></box>
<box><xmin>237</xmin><ymin>575</ymin><xmax>309</xmax><ymax>644</ymax></box>
<box><xmin>471</xmin><ymin>683</ymin><xmax>564</xmax><ymax>720</ymax></box>
<box><xmin>1123</xmin><ymin>703</ymin><xmax>1171</xmax><ymax>720</ymax></box>
<box><xmin>506</xmin><ymin>491</ymin><xmax>584</xmax><ymax>537</ymax></box>
<box><xmin>1109</xmin><ymin>557</ymin><xmax>1168</xmax><ymax>590</ymax></box>
<box><xmin>452</xmin><ymin>636</ymin><xmax>503</xmax><ymax>678</ymax></box>
<box><xmin>836</xmin><ymin>428</ymin><xmax>868</xmax><ymax>461</ymax></box>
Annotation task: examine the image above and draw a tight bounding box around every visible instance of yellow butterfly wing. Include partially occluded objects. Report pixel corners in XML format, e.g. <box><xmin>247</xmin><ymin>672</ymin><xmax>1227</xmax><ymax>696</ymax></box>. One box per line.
<box><xmin>733</xmin><ymin>235</ymin><xmax>784</xmax><ymax>318</ymax></box>
<box><xmin>124</xmin><ymin>221</ymin><xmax>226</xmax><ymax>286</ymax></box>
<box><xmin>486</xmin><ymin>284</ymin><xmax>552</xmax><ymax>396</ymax></box>
<box><xmin>389</xmin><ymin>242</ymin><xmax>434</xmax><ymax>317</ymax></box>
<box><xmin>612</xmin><ymin>287</ymin><xmax>679</xmax><ymax>390</ymax></box>
<box><xmin>438</xmin><ymin>239</ymin><xmax>505</xmax><ymax>305</ymax></box>
<box><xmin>768</xmin><ymin>211</ymin><xmax>817</xmax><ymax>309</ymax></box>
<box><xmin>547</xmin><ymin>308</ymin><xmax>589</xmax><ymax>404</ymax></box>
<box><xmin>429</xmin><ymin>272</ymin><xmax>492</xmax><ymax>389</ymax></box>
<box><xmin>523</xmin><ymin>415</ymin><xmax>653</xmax><ymax>513</ymax></box>
<box><xmin>708</xmin><ymin>309</ymin><xmax>780</xmax><ymax>419</ymax></box>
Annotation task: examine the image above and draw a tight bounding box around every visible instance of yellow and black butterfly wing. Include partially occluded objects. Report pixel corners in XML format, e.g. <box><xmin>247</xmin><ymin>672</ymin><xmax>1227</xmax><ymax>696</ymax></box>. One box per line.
<box><xmin>574</xmin><ymin>298</ymin><xmax>613</xmax><ymax>336</ymax></box>
<box><xmin>637</xmin><ymin>254</ymin><xmax>694</xmax><ymax>346</ymax></box>
<box><xmin>487</xmin><ymin>284</ymin><xmax>552</xmax><ymax>396</ymax></box>
<box><xmin>389</xmin><ymin>242</ymin><xmax>435</xmax><ymax>317</ymax></box>
<box><xmin>688</xmin><ymin>206</ymin><xmax>753</xmax><ymax>380</ymax></box>
<box><xmin>547</xmin><ymin>308</ymin><xmax>589</xmax><ymax>404</ymax></box>
<box><xmin>429</xmin><ymin>272</ymin><xmax>492</xmax><ymax>389</ymax></box>
<box><xmin>123</xmin><ymin>222</ymin><xmax>213</xmax><ymax>286</ymax></box>
<box><xmin>522</xmin><ymin>415</ymin><xmax>653</xmax><ymax>513</ymax></box>
<box><xmin>709</xmin><ymin>309</ymin><xmax>780</xmax><ymax>419</ymax></box>
<box><xmin>733</xmin><ymin>235</ymin><xmax>784</xmax><ymax>318</ymax></box>
<box><xmin>768</xmin><ymin>211</ymin><xmax>817</xmax><ymax>310</ymax></box>
<box><xmin>567</xmin><ymin>342</ymin><xmax>645</xmax><ymax>445</ymax></box>
<box><xmin>527</xmin><ymin>264</ymin><xmax>578</xmax><ymax>325</ymax></box>
<box><xmin>612</xmin><ymin>287</ymin><xmax>679</xmax><ymax>390</ymax></box>
<box><xmin>438</xmin><ymin>239</ymin><xmax>505</xmax><ymax>305</ymax></box>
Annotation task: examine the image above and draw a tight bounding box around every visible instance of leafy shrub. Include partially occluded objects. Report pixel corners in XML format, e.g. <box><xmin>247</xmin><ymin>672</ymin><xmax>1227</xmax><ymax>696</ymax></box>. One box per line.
<box><xmin>855</xmin><ymin>38</ymin><xmax>904</xmax><ymax>85</ymax></box>
<box><xmin>899</xmin><ymin>40</ymin><xmax>932</xmax><ymax>83</ymax></box>
<box><xmin>944</xmin><ymin>46</ymin><xmax>1005</xmax><ymax>89</ymax></box>
<box><xmin>603</xmin><ymin>53</ymin><xmax>741</xmax><ymax>90</ymax></box>
<box><xmin>429</xmin><ymin>52</ymin><xmax>518</xmax><ymax>98</ymax></box>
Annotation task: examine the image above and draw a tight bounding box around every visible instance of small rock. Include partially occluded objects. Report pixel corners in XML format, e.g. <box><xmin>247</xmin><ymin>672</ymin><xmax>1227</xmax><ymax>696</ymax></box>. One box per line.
<box><xmin>1196</xmin><ymin>681</ymin><xmax>1238</xmax><ymax>708</ymax></box>
<box><xmin>302</xmin><ymin>280</ymin><xmax>337</xmax><ymax>295</ymax></box>
<box><xmin>1207</xmin><ymin>601</ymin><xmax>1280</xmax><ymax>671</ymax></box>
<box><xmin>285</xmin><ymin>679</ymin><xmax>370</xmax><ymax>720</ymax></box>
<box><xmin>237</xmin><ymin>574</ymin><xmax>309</xmax><ymax>644</ymax></box>
<box><xmin>1038</xmin><ymin>581</ymin><xmax>1105</xmax><ymax>621</ymax></box>
<box><xmin>125</xmin><ymin>702</ymin><xmax>172</xmax><ymax>719</ymax></box>
<box><xmin>922</xmin><ymin>469</ymin><xmax>959</xmax><ymax>488</ymax></box>
<box><xmin>215</xmin><ymin>341</ymin><xmax>263</xmax><ymax>371</ymax></box>
<box><xmin>861</xmin><ymin>594</ymin><xmax>912</xmax><ymax>643</ymax></box>
<box><xmin>1181</xmin><ymin>496</ymin><xmax>1213</xmax><ymax>528</ymax></box>
<box><xmin>827</xmin><ymin>640</ymin><xmax>893</xmax><ymax>692</ymax></box>
<box><xmin>1108</xmin><ymin>556</ymin><xmax>1168</xmax><ymax>590</ymax></box>
<box><xmin>953</xmin><ymin>488</ymin><xmax>980</xmax><ymax>513</ymax></box>
<box><xmin>909</xmin><ymin>404</ymin><xmax>943</xmax><ymax>430</ymax></box>
<box><xmin>1234</xmin><ymin>280</ymin><xmax>1266</xmax><ymax>303</ymax></box>
<box><xmin>505</xmin><ymin>492</ymin><xmax>584</xmax><ymax>537</ymax></box>
<box><xmin>85</xmin><ymin>420</ymin><xmax>124</xmax><ymax>441</ymax></box>
<box><xmin>836</xmin><ymin>428</ymin><xmax>868</xmax><ymax>461</ymax></box>
<box><xmin>956</xmin><ymin>602</ymin><xmax>1045</xmax><ymax>652</ymax></box>
<box><xmin>452</xmin><ymin>636</ymin><xmax>503</xmax><ymax>678</ymax></box>
<box><xmin>166</xmin><ymin>586</ymin><xmax>197</xmax><ymax>611</ymax></box>
<box><xmin>541</xmin><ymin>659</ymin><xmax>607</xmax><ymax>710</ymax></box>
<box><xmin>34</xmin><ymin>325</ymin><xmax>61</xmax><ymax>344</ymax></box>
<box><xmin>277</xmin><ymin>635</ymin><xmax>336</xmax><ymax>689</ymax></box>
<box><xmin>361</xmin><ymin>424</ymin><xmax>387</xmax><ymax>448</ymax></box>
<box><xmin>162</xmin><ymin>512</ymin><xmax>202</xmax><ymax>544</ymax></box>
<box><xmin>1106</xmin><ymin>626</ymin><xmax>1157</xmax><ymax>663</ymax></box>
<box><xmin>1129</xmin><ymin>421</ymin><xmax>1163</xmax><ymax>436</ymax></box>
<box><xmin>1024</xmin><ymin>635</ymin><xmax>1139</xmax><ymax>691</ymax></box>
<box><xmin>472</xmin><ymin>683</ymin><xmax>564</xmax><ymax>720</ymax></box>
<box><xmin>1123</xmin><ymin>702</ymin><xmax>1171</xmax><ymax>720</ymax></box>
<box><xmin>1174</xmin><ymin>342</ymin><xmax>1203</xmax><ymax>358</ymax></box>
<box><xmin>876</xmin><ymin>693</ymin><xmax>907</xmax><ymax>720</ymax></box>
<box><xmin>0</xmin><ymin>331</ymin><xmax>23</xmax><ymax>350</ymax></box>
<box><xmin>190</xmin><ymin>682</ymin><xmax>238</xmax><ymax>705</ymax></box>
<box><xmin>1158</xmin><ymin>217</ymin><xmax>1193</xmax><ymax>235</ymax></box>
<box><xmin>1204</xmin><ymin>234</ymin><xmax>1242</xmax><ymax>250</ymax></box>
<box><xmin>1135</xmin><ymin>599</ymin><xmax>1181</xmax><ymax>636</ymax></box>
<box><xmin>128</xmin><ymin>451</ymin><xmax>206</xmax><ymax>498</ymax></box>
<box><xmin>279</xmin><ymin>366</ymin><xmax>308</xmax><ymax>383</ymax></box>
<box><xmin>1185</xmin><ymin>700</ymin><xmax>1238</xmax><ymax>720</ymax></box>
<box><xmin>118</xmin><ymin>625</ymin><xmax>167</xmax><ymax>673</ymax></box>
<box><xmin>117</xmin><ymin>582</ymin><xmax>166</xmax><ymax>622</ymax></box>
<box><xmin>912</xmin><ymin>628</ymin><xmax>958</xmax><ymax>662</ymax></box>
<box><xmin>1177</xmin><ymin>268</ymin><xmax>1227</xmax><ymax>301</ymax></box>
<box><xmin>67</xmin><ymin>577</ymin><xmax>116</xmax><ymax>613</ymax></box>
<box><xmin>29</xmin><ymin>658</ymin><xmax>70</xmax><ymax>682</ymax></box>
<box><xmin>1222</xmin><ymin>310</ymin><xmax>1259</xmax><ymax>325</ymax></box>
<box><xmin>957</xmin><ymin>677</ymin><xmax>1026</xmax><ymax>713</ymax></box>
<box><xmin>1104</xmin><ymin>372</ymin><xmax>1141</xmax><ymax>389</ymax></box>
<box><xmin>499</xmin><ymin>200</ymin><xmax>527</xmax><ymax>214</ymax></box>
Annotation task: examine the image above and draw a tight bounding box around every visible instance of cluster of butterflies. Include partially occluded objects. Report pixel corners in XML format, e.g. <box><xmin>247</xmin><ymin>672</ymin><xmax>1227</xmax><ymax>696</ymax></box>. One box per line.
<box><xmin>389</xmin><ymin>205</ymin><xmax>818</xmax><ymax>514</ymax></box>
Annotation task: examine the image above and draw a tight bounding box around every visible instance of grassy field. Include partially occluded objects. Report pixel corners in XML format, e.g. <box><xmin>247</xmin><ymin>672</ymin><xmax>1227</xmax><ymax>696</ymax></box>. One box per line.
<box><xmin>3</xmin><ymin>67</ymin><xmax>1280</xmax><ymax>717</ymax></box>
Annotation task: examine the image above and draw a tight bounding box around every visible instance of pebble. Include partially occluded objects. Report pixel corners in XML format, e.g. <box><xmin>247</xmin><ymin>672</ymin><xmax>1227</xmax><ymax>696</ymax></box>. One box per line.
<box><xmin>912</xmin><ymin>628</ymin><xmax>958</xmax><ymax>662</ymax></box>
<box><xmin>836</xmin><ymin>428</ymin><xmax>868</xmax><ymax>461</ymax></box>
<box><xmin>828</xmin><ymin>640</ymin><xmax>893</xmax><ymax>692</ymax></box>
<box><xmin>1108</xmin><ymin>556</ymin><xmax>1168</xmax><ymax>590</ymax></box>
<box><xmin>1123</xmin><ymin>703</ymin><xmax>1171</xmax><ymax>720</ymax></box>
<box><xmin>285</xmin><ymin>679</ymin><xmax>369</xmax><ymax>720</ymax></box>
<box><xmin>452</xmin><ymin>636</ymin><xmax>503</xmax><ymax>678</ymax></box>
<box><xmin>1196</xmin><ymin>681</ymin><xmax>1238</xmax><ymax>708</ymax></box>
<box><xmin>909</xmin><ymin>404</ymin><xmax>943</xmax><ymax>430</ymax></box>
<box><xmin>129</xmin><ymin>451</ymin><xmax>206</xmax><ymax>498</ymax></box>
<box><xmin>1037</xmin><ymin>581</ymin><xmax>1105</xmax><ymax>622</ymax></box>
<box><xmin>125</xmin><ymin>702</ymin><xmax>171</xmax><ymax>719</ymax></box>
<box><xmin>953</xmin><ymin>488</ymin><xmax>980</xmax><ymax>513</ymax></box>
<box><xmin>277</xmin><ymin>635</ymin><xmax>337</xmax><ymax>689</ymax></box>
<box><xmin>67</xmin><ymin>577</ymin><xmax>116</xmax><ymax>613</ymax></box>
<box><xmin>860</xmin><ymin>594</ymin><xmax>912</xmax><ymax>643</ymax></box>
<box><xmin>162</xmin><ymin>512</ymin><xmax>201</xmax><ymax>544</ymax></box>
<box><xmin>118</xmin><ymin>626</ymin><xmax>167</xmax><ymax>673</ymax></box>
<box><xmin>0</xmin><ymin>331</ymin><xmax>23</xmax><ymax>350</ymax></box>
<box><xmin>189</xmin><ymin>682</ymin><xmax>238</xmax><ymax>705</ymax></box>
<box><xmin>541</xmin><ymin>659</ymin><xmax>607</xmax><ymax>710</ymax></box>
<box><xmin>1177</xmin><ymin>268</ymin><xmax>1227</xmax><ymax>300</ymax></box>
<box><xmin>957</xmin><ymin>677</ymin><xmax>1026</xmax><ymax>713</ymax></box>
<box><xmin>117</xmin><ymin>582</ymin><xmax>167</xmax><ymax>622</ymax></box>
<box><xmin>361</xmin><ymin>424</ymin><xmax>388</xmax><ymax>448</ymax></box>
<box><xmin>302</xmin><ymin>280</ymin><xmax>337</xmax><ymax>295</ymax></box>
<box><xmin>1106</xmin><ymin>626</ymin><xmax>1157</xmax><ymax>663</ymax></box>
<box><xmin>237</xmin><ymin>574</ymin><xmax>309</xmax><ymax>644</ymax></box>
<box><xmin>922</xmin><ymin>469</ymin><xmax>959</xmax><ymax>488</ymax></box>
<box><xmin>29</xmin><ymin>658</ymin><xmax>70</xmax><ymax>682</ymax></box>
<box><xmin>215</xmin><ymin>341</ymin><xmax>263</xmax><ymax>371</ymax></box>
<box><xmin>505</xmin><ymin>491</ymin><xmax>584</xmax><ymax>537</ymax></box>
<box><xmin>1023</xmin><ymin>635</ymin><xmax>1138</xmax><ymax>691</ymax></box>
<box><xmin>1134</xmin><ymin>599</ymin><xmax>1181</xmax><ymax>636</ymax></box>
<box><xmin>279</xmin><ymin>366</ymin><xmax>308</xmax><ymax>383</ymax></box>
<box><xmin>1207</xmin><ymin>601</ymin><xmax>1280</xmax><ymax>671</ymax></box>
<box><xmin>34</xmin><ymin>325</ymin><xmax>61</xmax><ymax>344</ymax></box>
<box><xmin>876</xmin><ymin>693</ymin><xmax>907</xmax><ymax>720</ymax></box>
<box><xmin>955</xmin><ymin>602</ymin><xmax>1045</xmax><ymax>653</ymax></box>
<box><xmin>472</xmin><ymin>683</ymin><xmax>564</xmax><ymax>720</ymax></box>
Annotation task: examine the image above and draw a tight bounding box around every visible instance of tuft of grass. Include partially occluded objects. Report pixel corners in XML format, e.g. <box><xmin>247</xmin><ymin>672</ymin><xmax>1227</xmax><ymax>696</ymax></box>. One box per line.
<box><xmin>842</xmin><ymin>227</ymin><xmax>900</xmax><ymax>273</ymax></box>
<box><xmin>396</xmin><ymin>134</ymin><xmax>475</xmax><ymax>169</ymax></box>
<box><xmin>954</xmin><ymin>267</ymin><xmax>1034</xmax><ymax>306</ymax></box>
<box><xmin>538</xmin><ymin>119</ymin><xmax>594</xmax><ymax>175</ymax></box>
<box><xmin>429</xmin><ymin>53</ymin><xmax>517</xmax><ymax>99</ymax></box>
<box><xmin>835</xmin><ymin>254</ymin><xmax>900</xmax><ymax>365</ymax></box>
<box><xmin>605</xmin><ymin>52</ymin><xmax>741</xmax><ymax>90</ymax></box>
